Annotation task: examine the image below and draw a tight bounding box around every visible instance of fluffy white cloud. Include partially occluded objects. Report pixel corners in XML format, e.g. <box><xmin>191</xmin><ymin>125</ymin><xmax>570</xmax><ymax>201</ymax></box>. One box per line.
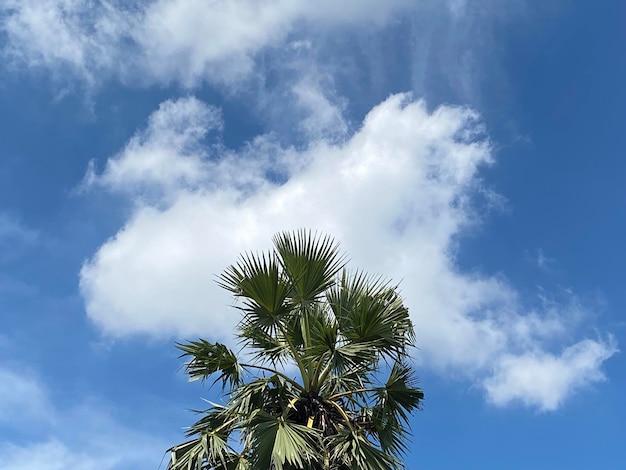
<box><xmin>80</xmin><ymin>94</ymin><xmax>617</xmax><ymax>411</ymax></box>
<box><xmin>1</xmin><ymin>0</ymin><xmax>413</xmax><ymax>87</ymax></box>
<box><xmin>484</xmin><ymin>339</ymin><xmax>618</xmax><ymax>411</ymax></box>
<box><xmin>85</xmin><ymin>96</ymin><xmax>222</xmax><ymax>193</ymax></box>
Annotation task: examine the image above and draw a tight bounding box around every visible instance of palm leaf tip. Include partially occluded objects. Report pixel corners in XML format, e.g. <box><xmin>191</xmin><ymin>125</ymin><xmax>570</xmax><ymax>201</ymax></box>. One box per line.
<box><xmin>273</xmin><ymin>229</ymin><xmax>347</xmax><ymax>302</ymax></box>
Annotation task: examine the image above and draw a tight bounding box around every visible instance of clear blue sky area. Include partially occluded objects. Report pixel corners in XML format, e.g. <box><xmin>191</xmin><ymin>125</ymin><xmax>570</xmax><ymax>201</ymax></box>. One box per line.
<box><xmin>0</xmin><ymin>1</ymin><xmax>624</xmax><ymax>469</ymax></box>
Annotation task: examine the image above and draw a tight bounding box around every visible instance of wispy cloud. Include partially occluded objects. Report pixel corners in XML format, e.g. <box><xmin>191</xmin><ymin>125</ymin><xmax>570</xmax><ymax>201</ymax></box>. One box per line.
<box><xmin>536</xmin><ymin>248</ymin><xmax>556</xmax><ymax>270</ymax></box>
<box><xmin>0</xmin><ymin>367</ymin><xmax>53</xmax><ymax>427</ymax></box>
<box><xmin>405</xmin><ymin>0</ymin><xmax>528</xmax><ymax>108</ymax></box>
<box><xmin>80</xmin><ymin>94</ymin><xmax>617</xmax><ymax>412</ymax></box>
<box><xmin>1</xmin><ymin>0</ymin><xmax>529</xmax><ymax>115</ymax></box>
<box><xmin>0</xmin><ymin>213</ymin><xmax>38</xmax><ymax>277</ymax></box>
<box><xmin>0</xmin><ymin>212</ymin><xmax>37</xmax><ymax>246</ymax></box>
<box><xmin>0</xmin><ymin>0</ymin><xmax>133</xmax><ymax>88</ymax></box>
<box><xmin>1</xmin><ymin>0</ymin><xmax>413</xmax><ymax>90</ymax></box>
<box><xmin>0</xmin><ymin>363</ymin><xmax>168</xmax><ymax>470</ymax></box>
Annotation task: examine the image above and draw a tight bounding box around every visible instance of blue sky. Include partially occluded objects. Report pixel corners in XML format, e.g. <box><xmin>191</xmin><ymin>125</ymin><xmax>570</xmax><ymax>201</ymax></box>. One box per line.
<box><xmin>0</xmin><ymin>1</ymin><xmax>624</xmax><ymax>468</ymax></box>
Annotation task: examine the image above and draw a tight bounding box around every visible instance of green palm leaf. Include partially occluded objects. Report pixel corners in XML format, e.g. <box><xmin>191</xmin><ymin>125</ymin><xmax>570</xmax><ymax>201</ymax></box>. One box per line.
<box><xmin>273</xmin><ymin>229</ymin><xmax>346</xmax><ymax>303</ymax></box>
<box><xmin>177</xmin><ymin>340</ymin><xmax>242</xmax><ymax>389</ymax></box>
<box><xmin>249</xmin><ymin>411</ymin><xmax>322</xmax><ymax>470</ymax></box>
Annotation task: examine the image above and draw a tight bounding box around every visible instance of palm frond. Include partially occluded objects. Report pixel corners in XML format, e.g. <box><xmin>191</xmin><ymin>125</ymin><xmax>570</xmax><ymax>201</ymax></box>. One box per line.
<box><xmin>329</xmin><ymin>270</ymin><xmax>414</xmax><ymax>361</ymax></box>
<box><xmin>219</xmin><ymin>251</ymin><xmax>293</xmax><ymax>332</ymax></box>
<box><xmin>177</xmin><ymin>340</ymin><xmax>243</xmax><ymax>389</ymax></box>
<box><xmin>377</xmin><ymin>361</ymin><xmax>424</xmax><ymax>424</ymax></box>
<box><xmin>249</xmin><ymin>411</ymin><xmax>323</xmax><ymax>470</ymax></box>
<box><xmin>327</xmin><ymin>428</ymin><xmax>401</xmax><ymax>470</ymax></box>
<box><xmin>273</xmin><ymin>229</ymin><xmax>346</xmax><ymax>303</ymax></box>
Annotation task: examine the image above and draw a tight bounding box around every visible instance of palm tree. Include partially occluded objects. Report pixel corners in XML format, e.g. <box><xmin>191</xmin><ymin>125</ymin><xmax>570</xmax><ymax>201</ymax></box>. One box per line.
<box><xmin>166</xmin><ymin>230</ymin><xmax>423</xmax><ymax>470</ymax></box>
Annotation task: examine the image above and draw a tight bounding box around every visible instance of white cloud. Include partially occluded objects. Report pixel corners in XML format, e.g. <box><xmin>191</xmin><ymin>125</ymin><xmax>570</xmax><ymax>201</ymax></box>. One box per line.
<box><xmin>0</xmin><ymin>365</ymin><xmax>167</xmax><ymax>470</ymax></box>
<box><xmin>484</xmin><ymin>338</ymin><xmax>618</xmax><ymax>411</ymax></box>
<box><xmin>0</xmin><ymin>213</ymin><xmax>38</xmax><ymax>246</ymax></box>
<box><xmin>80</xmin><ymin>94</ymin><xmax>617</xmax><ymax>411</ymax></box>
<box><xmin>291</xmin><ymin>68</ymin><xmax>348</xmax><ymax>142</ymax></box>
<box><xmin>1</xmin><ymin>440</ymin><xmax>115</xmax><ymax>470</ymax></box>
<box><xmin>86</xmin><ymin>96</ymin><xmax>222</xmax><ymax>194</ymax></box>
<box><xmin>81</xmin><ymin>93</ymin><xmax>487</xmax><ymax>337</ymax></box>
<box><xmin>1</xmin><ymin>0</ymin><xmax>413</xmax><ymax>88</ymax></box>
<box><xmin>1</xmin><ymin>423</ymin><xmax>164</xmax><ymax>470</ymax></box>
<box><xmin>1</xmin><ymin>0</ymin><xmax>133</xmax><ymax>86</ymax></box>
<box><xmin>0</xmin><ymin>367</ymin><xmax>53</xmax><ymax>426</ymax></box>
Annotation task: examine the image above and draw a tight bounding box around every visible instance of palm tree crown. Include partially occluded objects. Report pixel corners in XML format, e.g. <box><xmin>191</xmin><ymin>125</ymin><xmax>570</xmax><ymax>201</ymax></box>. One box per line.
<box><xmin>167</xmin><ymin>230</ymin><xmax>423</xmax><ymax>470</ymax></box>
